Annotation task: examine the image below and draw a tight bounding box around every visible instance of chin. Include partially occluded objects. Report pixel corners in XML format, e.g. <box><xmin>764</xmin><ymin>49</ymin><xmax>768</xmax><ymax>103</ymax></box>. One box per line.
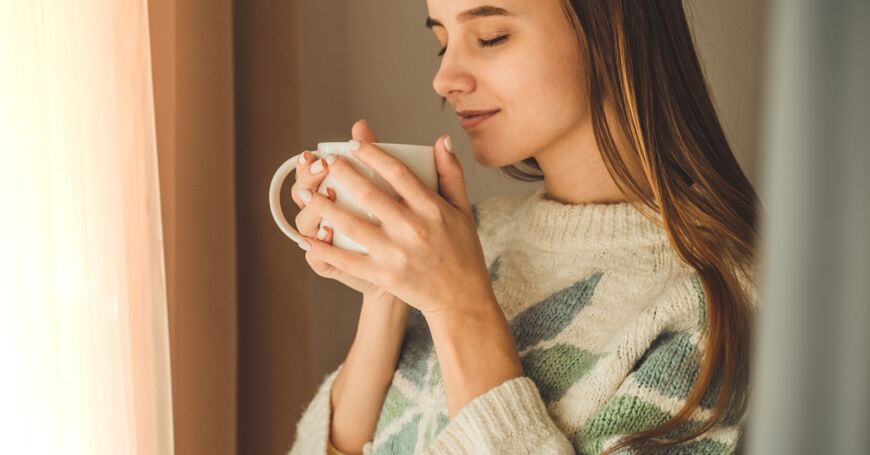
<box><xmin>469</xmin><ymin>144</ymin><xmax>522</xmax><ymax>168</ymax></box>
<box><xmin>469</xmin><ymin>146</ymin><xmax>498</xmax><ymax>168</ymax></box>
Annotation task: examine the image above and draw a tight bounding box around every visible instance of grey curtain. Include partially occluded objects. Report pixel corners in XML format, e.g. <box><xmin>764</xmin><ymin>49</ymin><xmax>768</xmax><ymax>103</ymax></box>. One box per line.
<box><xmin>747</xmin><ymin>1</ymin><xmax>869</xmax><ymax>454</ymax></box>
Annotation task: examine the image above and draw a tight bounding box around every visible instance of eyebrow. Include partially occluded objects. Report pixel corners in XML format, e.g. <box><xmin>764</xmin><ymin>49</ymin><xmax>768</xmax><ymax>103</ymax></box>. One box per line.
<box><xmin>425</xmin><ymin>5</ymin><xmax>514</xmax><ymax>29</ymax></box>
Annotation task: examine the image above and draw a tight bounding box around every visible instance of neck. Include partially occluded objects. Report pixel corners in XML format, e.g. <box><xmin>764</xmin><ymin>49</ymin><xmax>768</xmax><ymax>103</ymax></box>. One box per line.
<box><xmin>542</xmin><ymin>169</ymin><xmax>627</xmax><ymax>205</ymax></box>
<box><xmin>533</xmin><ymin>107</ymin><xmax>650</xmax><ymax>206</ymax></box>
<box><xmin>534</xmin><ymin>118</ymin><xmax>626</xmax><ymax>205</ymax></box>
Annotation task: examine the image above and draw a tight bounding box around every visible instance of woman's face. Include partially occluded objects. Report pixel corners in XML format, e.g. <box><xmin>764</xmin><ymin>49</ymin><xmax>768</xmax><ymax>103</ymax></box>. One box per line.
<box><xmin>426</xmin><ymin>0</ymin><xmax>589</xmax><ymax>167</ymax></box>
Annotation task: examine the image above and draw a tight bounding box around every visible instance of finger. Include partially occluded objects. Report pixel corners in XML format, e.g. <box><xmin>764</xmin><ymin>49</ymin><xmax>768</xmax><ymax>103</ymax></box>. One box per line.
<box><xmin>315</xmin><ymin>224</ymin><xmax>333</xmax><ymax>245</ymax></box>
<box><xmin>433</xmin><ymin>134</ymin><xmax>473</xmax><ymax>217</ymax></box>
<box><xmin>294</xmin><ymin>150</ymin><xmax>312</xmax><ymax>174</ymax></box>
<box><xmin>304</xmin><ymin>235</ymin><xmax>380</xmax><ymax>285</ymax></box>
<box><xmin>299</xmin><ymin>188</ymin><xmax>388</xmax><ymax>251</ymax></box>
<box><xmin>303</xmin><ymin>242</ymin><xmax>371</xmax><ymax>294</ymax></box>
<box><xmin>325</xmin><ymin>154</ymin><xmax>406</xmax><ymax>227</ymax></box>
<box><xmin>302</xmin><ymin>234</ymin><xmax>343</xmax><ymax>280</ymax></box>
<box><xmin>349</xmin><ymin>140</ymin><xmax>435</xmax><ymax>211</ymax></box>
<box><xmin>294</xmin><ymin>151</ymin><xmax>316</xmax><ymax>182</ymax></box>
<box><xmin>291</xmin><ymin>152</ymin><xmax>332</xmax><ymax>208</ymax></box>
<box><xmin>295</xmin><ymin>186</ymin><xmax>337</xmax><ymax>237</ymax></box>
<box><xmin>291</xmin><ymin>151</ymin><xmax>314</xmax><ymax>207</ymax></box>
<box><xmin>295</xmin><ymin>204</ymin><xmax>322</xmax><ymax>237</ymax></box>
<box><xmin>352</xmin><ymin>119</ymin><xmax>378</xmax><ymax>143</ymax></box>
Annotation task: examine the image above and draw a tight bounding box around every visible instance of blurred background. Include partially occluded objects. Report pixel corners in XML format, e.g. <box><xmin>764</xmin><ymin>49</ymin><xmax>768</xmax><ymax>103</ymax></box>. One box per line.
<box><xmin>147</xmin><ymin>0</ymin><xmax>766</xmax><ymax>453</ymax></box>
<box><xmin>3</xmin><ymin>0</ymin><xmax>866</xmax><ymax>454</ymax></box>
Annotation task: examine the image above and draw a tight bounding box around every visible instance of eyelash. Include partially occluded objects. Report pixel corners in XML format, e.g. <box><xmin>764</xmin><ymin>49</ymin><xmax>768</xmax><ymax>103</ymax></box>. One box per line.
<box><xmin>437</xmin><ymin>35</ymin><xmax>509</xmax><ymax>57</ymax></box>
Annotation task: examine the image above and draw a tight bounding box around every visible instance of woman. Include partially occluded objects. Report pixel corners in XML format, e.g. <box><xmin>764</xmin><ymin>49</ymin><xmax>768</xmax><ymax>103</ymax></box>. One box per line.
<box><xmin>288</xmin><ymin>0</ymin><xmax>758</xmax><ymax>453</ymax></box>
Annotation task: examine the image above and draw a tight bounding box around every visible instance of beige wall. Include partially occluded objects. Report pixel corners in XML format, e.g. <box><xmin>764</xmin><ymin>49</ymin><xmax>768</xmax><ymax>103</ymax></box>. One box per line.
<box><xmin>687</xmin><ymin>0</ymin><xmax>768</xmax><ymax>184</ymax></box>
<box><xmin>292</xmin><ymin>0</ymin><xmax>769</xmax><ymax>398</ymax></box>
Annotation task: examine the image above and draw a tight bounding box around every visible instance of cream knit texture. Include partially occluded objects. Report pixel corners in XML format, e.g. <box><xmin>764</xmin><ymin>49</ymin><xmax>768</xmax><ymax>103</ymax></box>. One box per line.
<box><xmin>288</xmin><ymin>185</ymin><xmax>750</xmax><ymax>454</ymax></box>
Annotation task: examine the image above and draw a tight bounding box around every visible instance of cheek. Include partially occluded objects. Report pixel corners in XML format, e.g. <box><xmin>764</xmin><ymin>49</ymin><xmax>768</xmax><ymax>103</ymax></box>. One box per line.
<box><xmin>468</xmin><ymin>37</ymin><xmax>588</xmax><ymax>168</ymax></box>
<box><xmin>493</xmin><ymin>49</ymin><xmax>587</xmax><ymax>153</ymax></box>
<box><xmin>527</xmin><ymin>43</ymin><xmax>588</xmax><ymax>127</ymax></box>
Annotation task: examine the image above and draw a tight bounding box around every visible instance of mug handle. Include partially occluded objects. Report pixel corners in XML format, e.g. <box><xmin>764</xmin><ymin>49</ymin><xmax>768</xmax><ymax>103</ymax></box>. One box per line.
<box><xmin>269</xmin><ymin>151</ymin><xmax>312</xmax><ymax>244</ymax></box>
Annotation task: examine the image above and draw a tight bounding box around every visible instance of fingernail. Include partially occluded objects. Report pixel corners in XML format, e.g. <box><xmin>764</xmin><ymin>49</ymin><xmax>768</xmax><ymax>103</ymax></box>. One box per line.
<box><xmin>297</xmin><ymin>239</ymin><xmax>311</xmax><ymax>251</ymax></box>
<box><xmin>310</xmin><ymin>159</ymin><xmax>324</xmax><ymax>174</ymax></box>
<box><xmin>298</xmin><ymin>152</ymin><xmax>309</xmax><ymax>165</ymax></box>
<box><xmin>325</xmin><ymin>153</ymin><xmax>338</xmax><ymax>165</ymax></box>
<box><xmin>316</xmin><ymin>226</ymin><xmax>328</xmax><ymax>240</ymax></box>
<box><xmin>348</xmin><ymin>139</ymin><xmax>362</xmax><ymax>152</ymax></box>
<box><xmin>298</xmin><ymin>188</ymin><xmax>312</xmax><ymax>203</ymax></box>
<box><xmin>444</xmin><ymin>135</ymin><xmax>454</xmax><ymax>154</ymax></box>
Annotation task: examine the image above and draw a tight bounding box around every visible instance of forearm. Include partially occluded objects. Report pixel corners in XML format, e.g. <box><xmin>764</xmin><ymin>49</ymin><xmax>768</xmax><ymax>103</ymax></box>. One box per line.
<box><xmin>425</xmin><ymin>296</ymin><xmax>524</xmax><ymax>418</ymax></box>
<box><xmin>330</xmin><ymin>294</ymin><xmax>410</xmax><ymax>454</ymax></box>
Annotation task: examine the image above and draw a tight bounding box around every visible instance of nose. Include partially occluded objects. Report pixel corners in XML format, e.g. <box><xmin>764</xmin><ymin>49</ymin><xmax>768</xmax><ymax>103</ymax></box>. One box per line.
<box><xmin>432</xmin><ymin>51</ymin><xmax>475</xmax><ymax>100</ymax></box>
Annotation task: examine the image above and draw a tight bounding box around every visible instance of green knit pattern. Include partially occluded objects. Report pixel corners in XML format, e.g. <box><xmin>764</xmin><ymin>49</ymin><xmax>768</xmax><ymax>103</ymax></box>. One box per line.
<box><xmin>362</xmin><ymin>196</ymin><xmax>744</xmax><ymax>454</ymax></box>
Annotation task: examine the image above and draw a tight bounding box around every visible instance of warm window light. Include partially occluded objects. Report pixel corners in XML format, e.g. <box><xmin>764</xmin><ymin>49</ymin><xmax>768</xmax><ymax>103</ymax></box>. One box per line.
<box><xmin>0</xmin><ymin>1</ymin><xmax>174</xmax><ymax>453</ymax></box>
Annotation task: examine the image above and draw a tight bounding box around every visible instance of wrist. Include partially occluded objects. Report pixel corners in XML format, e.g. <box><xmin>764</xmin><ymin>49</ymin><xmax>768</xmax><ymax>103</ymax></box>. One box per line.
<box><xmin>422</xmin><ymin>288</ymin><xmax>501</xmax><ymax>329</ymax></box>
<box><xmin>424</xmin><ymin>297</ymin><xmax>524</xmax><ymax>417</ymax></box>
<box><xmin>424</xmin><ymin>298</ymin><xmax>507</xmax><ymax>346</ymax></box>
<box><xmin>354</xmin><ymin>295</ymin><xmax>410</xmax><ymax>364</ymax></box>
<box><xmin>358</xmin><ymin>293</ymin><xmax>410</xmax><ymax>334</ymax></box>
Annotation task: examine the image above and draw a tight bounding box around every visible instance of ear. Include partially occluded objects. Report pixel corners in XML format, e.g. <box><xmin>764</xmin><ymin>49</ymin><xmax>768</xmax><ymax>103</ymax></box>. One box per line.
<box><xmin>351</xmin><ymin>119</ymin><xmax>378</xmax><ymax>143</ymax></box>
<box><xmin>434</xmin><ymin>135</ymin><xmax>472</xmax><ymax>218</ymax></box>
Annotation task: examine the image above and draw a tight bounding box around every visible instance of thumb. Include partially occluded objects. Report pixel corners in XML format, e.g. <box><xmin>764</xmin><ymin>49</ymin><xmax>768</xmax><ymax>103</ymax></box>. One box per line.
<box><xmin>434</xmin><ymin>134</ymin><xmax>472</xmax><ymax>217</ymax></box>
<box><xmin>351</xmin><ymin>118</ymin><xmax>378</xmax><ymax>143</ymax></box>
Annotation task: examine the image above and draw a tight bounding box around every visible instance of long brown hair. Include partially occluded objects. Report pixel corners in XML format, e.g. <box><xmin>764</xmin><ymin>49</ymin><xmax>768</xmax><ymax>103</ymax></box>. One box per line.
<box><xmin>442</xmin><ymin>1</ymin><xmax>760</xmax><ymax>452</ymax></box>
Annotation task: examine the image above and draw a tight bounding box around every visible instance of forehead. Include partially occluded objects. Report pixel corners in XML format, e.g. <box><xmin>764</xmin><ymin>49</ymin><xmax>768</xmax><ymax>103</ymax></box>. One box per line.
<box><xmin>425</xmin><ymin>0</ymin><xmax>526</xmax><ymax>27</ymax></box>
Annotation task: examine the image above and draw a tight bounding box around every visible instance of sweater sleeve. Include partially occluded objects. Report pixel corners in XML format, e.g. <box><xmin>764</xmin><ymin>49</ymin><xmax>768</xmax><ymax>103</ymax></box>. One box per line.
<box><xmin>287</xmin><ymin>363</ymin><xmax>376</xmax><ymax>455</ymax></box>
<box><xmin>287</xmin><ymin>363</ymin><xmax>342</xmax><ymax>455</ymax></box>
<box><xmin>423</xmin><ymin>376</ymin><xmax>575</xmax><ymax>454</ymax></box>
<box><xmin>423</xmin><ymin>331</ymin><xmax>744</xmax><ymax>455</ymax></box>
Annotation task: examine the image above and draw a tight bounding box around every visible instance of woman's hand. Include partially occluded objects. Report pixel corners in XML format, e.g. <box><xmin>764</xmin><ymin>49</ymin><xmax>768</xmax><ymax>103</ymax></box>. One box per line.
<box><xmin>296</xmin><ymin>119</ymin><xmax>495</xmax><ymax>320</ymax></box>
<box><xmin>292</xmin><ymin>121</ymin><xmax>398</xmax><ymax>303</ymax></box>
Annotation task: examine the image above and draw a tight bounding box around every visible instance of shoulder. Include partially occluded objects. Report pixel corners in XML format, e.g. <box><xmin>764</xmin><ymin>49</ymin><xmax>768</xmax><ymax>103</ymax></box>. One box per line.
<box><xmin>676</xmin><ymin>263</ymin><xmax>761</xmax><ymax>334</ymax></box>
<box><xmin>625</xmin><ymin>265</ymin><xmax>710</xmax><ymax>336</ymax></box>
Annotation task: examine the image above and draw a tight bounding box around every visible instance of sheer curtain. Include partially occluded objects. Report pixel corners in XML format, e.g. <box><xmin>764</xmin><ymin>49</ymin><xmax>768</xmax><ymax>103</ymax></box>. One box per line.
<box><xmin>0</xmin><ymin>0</ymin><xmax>174</xmax><ymax>453</ymax></box>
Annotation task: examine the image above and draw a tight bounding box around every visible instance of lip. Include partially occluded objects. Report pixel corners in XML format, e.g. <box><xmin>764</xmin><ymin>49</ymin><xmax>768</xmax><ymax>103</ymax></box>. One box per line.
<box><xmin>459</xmin><ymin>109</ymin><xmax>500</xmax><ymax>130</ymax></box>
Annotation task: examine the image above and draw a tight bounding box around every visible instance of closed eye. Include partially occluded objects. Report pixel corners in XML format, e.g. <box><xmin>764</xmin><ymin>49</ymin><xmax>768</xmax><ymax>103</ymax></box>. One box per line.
<box><xmin>437</xmin><ymin>34</ymin><xmax>510</xmax><ymax>57</ymax></box>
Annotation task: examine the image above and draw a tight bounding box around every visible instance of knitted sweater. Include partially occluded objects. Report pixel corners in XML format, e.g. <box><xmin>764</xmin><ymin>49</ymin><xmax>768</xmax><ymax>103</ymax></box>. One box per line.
<box><xmin>289</xmin><ymin>185</ymin><xmax>751</xmax><ymax>454</ymax></box>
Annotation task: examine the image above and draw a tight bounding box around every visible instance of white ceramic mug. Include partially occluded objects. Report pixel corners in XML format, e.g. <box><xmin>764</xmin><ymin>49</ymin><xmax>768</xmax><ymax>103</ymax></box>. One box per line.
<box><xmin>269</xmin><ymin>142</ymin><xmax>437</xmax><ymax>254</ymax></box>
